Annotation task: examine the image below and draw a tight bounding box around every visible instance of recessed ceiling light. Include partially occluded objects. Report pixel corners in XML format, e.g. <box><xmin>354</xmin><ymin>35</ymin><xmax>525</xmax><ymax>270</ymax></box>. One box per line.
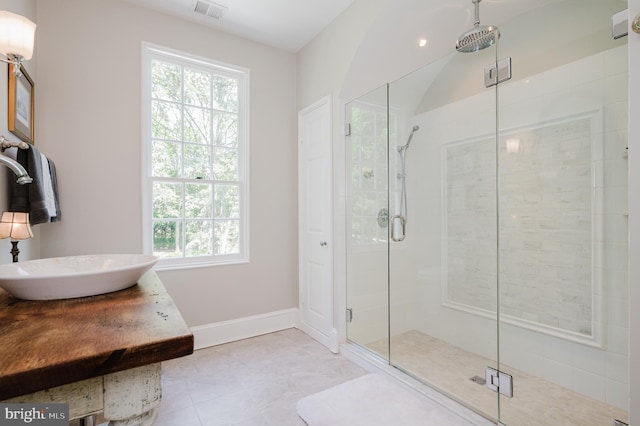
<box><xmin>418</xmin><ymin>39</ymin><xmax>427</xmax><ymax>47</ymax></box>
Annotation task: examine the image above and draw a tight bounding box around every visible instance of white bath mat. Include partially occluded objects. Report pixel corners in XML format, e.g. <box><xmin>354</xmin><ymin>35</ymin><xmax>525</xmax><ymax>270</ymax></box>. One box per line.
<box><xmin>296</xmin><ymin>373</ymin><xmax>472</xmax><ymax>425</ymax></box>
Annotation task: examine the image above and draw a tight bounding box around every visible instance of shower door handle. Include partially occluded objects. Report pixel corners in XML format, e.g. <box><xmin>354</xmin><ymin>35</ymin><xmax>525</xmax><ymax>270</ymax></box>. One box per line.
<box><xmin>390</xmin><ymin>215</ymin><xmax>406</xmax><ymax>242</ymax></box>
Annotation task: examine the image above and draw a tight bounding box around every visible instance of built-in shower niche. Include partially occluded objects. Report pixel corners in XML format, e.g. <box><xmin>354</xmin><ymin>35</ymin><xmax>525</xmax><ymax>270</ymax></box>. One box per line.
<box><xmin>442</xmin><ymin>110</ymin><xmax>603</xmax><ymax>347</ymax></box>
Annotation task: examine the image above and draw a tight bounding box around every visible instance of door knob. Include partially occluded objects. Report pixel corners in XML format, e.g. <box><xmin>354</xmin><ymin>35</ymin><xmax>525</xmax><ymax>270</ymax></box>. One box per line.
<box><xmin>634</xmin><ymin>13</ymin><xmax>640</xmax><ymax>34</ymax></box>
<box><xmin>320</xmin><ymin>241</ymin><xmax>328</xmax><ymax>247</ymax></box>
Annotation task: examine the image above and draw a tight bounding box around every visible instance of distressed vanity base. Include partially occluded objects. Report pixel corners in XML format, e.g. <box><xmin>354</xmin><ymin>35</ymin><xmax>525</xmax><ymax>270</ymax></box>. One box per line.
<box><xmin>0</xmin><ymin>272</ymin><xmax>193</xmax><ymax>425</ymax></box>
<box><xmin>3</xmin><ymin>364</ymin><xmax>162</xmax><ymax>425</ymax></box>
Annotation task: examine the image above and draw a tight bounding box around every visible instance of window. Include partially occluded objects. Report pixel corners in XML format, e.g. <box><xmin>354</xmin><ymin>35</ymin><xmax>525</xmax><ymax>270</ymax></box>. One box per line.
<box><xmin>142</xmin><ymin>44</ymin><xmax>249</xmax><ymax>268</ymax></box>
<box><xmin>347</xmin><ymin>100</ymin><xmax>397</xmax><ymax>246</ymax></box>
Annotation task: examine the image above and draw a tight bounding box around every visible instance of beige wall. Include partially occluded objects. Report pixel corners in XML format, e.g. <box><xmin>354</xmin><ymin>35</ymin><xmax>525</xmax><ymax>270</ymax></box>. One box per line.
<box><xmin>34</xmin><ymin>0</ymin><xmax>298</xmax><ymax>326</ymax></box>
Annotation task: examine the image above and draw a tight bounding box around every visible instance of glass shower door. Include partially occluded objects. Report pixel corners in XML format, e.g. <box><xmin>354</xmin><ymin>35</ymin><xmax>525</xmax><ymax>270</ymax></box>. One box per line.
<box><xmin>496</xmin><ymin>1</ymin><xmax>629</xmax><ymax>424</ymax></box>
<box><xmin>345</xmin><ymin>84</ymin><xmax>390</xmax><ymax>361</ymax></box>
<box><xmin>387</xmin><ymin>39</ymin><xmax>501</xmax><ymax>420</ymax></box>
<box><xmin>345</xmin><ymin>2</ymin><xmax>629</xmax><ymax>425</ymax></box>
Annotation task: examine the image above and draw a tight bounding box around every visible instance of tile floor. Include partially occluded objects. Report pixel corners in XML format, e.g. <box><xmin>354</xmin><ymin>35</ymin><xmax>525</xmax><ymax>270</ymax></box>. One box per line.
<box><xmin>82</xmin><ymin>328</ymin><xmax>486</xmax><ymax>426</ymax></box>
<box><xmin>154</xmin><ymin>328</ymin><xmax>369</xmax><ymax>426</ymax></box>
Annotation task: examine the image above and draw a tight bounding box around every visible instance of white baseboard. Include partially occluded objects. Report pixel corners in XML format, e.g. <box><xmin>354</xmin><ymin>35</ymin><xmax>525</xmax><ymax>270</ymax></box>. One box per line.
<box><xmin>191</xmin><ymin>308</ymin><xmax>299</xmax><ymax>350</ymax></box>
<box><xmin>298</xmin><ymin>323</ymin><xmax>339</xmax><ymax>353</ymax></box>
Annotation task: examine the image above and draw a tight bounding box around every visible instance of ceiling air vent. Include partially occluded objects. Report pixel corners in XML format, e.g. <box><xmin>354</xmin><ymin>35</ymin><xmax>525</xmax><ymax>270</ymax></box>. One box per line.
<box><xmin>193</xmin><ymin>0</ymin><xmax>227</xmax><ymax>20</ymax></box>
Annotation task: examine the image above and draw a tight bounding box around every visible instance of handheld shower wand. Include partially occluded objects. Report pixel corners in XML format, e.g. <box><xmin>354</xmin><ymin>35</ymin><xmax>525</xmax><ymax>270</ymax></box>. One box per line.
<box><xmin>398</xmin><ymin>125</ymin><xmax>420</xmax><ymax>152</ymax></box>
<box><xmin>392</xmin><ymin>125</ymin><xmax>420</xmax><ymax>242</ymax></box>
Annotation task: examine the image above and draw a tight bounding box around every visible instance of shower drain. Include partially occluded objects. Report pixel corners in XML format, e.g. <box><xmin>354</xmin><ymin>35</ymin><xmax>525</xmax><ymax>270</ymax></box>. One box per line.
<box><xmin>470</xmin><ymin>375</ymin><xmax>486</xmax><ymax>385</ymax></box>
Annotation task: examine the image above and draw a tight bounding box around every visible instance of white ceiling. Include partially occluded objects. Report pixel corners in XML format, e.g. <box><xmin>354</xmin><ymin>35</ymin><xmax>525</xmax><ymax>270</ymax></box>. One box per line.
<box><xmin>122</xmin><ymin>0</ymin><xmax>356</xmax><ymax>52</ymax></box>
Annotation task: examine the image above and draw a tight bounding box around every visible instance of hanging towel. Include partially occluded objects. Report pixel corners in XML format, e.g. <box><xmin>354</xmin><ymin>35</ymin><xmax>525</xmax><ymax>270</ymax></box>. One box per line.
<box><xmin>8</xmin><ymin>145</ymin><xmax>61</xmax><ymax>225</ymax></box>
<box><xmin>47</xmin><ymin>158</ymin><xmax>61</xmax><ymax>222</ymax></box>
<box><xmin>40</xmin><ymin>151</ymin><xmax>56</xmax><ymax>218</ymax></box>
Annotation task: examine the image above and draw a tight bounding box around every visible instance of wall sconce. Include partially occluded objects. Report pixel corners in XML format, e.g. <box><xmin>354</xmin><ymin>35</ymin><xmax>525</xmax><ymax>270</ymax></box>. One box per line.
<box><xmin>0</xmin><ymin>212</ymin><xmax>33</xmax><ymax>262</ymax></box>
<box><xmin>0</xmin><ymin>11</ymin><xmax>36</xmax><ymax>76</ymax></box>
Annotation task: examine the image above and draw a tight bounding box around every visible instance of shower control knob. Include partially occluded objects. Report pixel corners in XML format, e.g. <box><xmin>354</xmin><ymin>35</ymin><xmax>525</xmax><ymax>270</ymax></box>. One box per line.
<box><xmin>634</xmin><ymin>13</ymin><xmax>640</xmax><ymax>34</ymax></box>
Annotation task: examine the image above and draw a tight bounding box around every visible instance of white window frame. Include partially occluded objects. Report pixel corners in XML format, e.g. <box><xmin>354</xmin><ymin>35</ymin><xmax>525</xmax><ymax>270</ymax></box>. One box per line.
<box><xmin>141</xmin><ymin>42</ymin><xmax>250</xmax><ymax>270</ymax></box>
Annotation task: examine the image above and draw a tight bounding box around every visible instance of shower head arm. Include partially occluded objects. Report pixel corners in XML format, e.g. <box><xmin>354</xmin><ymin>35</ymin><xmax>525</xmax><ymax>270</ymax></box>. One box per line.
<box><xmin>456</xmin><ymin>0</ymin><xmax>497</xmax><ymax>53</ymax></box>
<box><xmin>473</xmin><ymin>0</ymin><xmax>481</xmax><ymax>27</ymax></box>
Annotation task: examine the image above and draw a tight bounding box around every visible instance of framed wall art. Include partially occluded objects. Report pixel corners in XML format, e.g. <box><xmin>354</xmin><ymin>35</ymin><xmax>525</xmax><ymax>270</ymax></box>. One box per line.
<box><xmin>8</xmin><ymin>64</ymin><xmax>34</xmax><ymax>144</ymax></box>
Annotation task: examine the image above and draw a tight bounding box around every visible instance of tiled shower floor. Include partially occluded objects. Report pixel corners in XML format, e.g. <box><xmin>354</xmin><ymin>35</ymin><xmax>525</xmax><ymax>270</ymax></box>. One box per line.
<box><xmin>368</xmin><ymin>330</ymin><xmax>629</xmax><ymax>426</ymax></box>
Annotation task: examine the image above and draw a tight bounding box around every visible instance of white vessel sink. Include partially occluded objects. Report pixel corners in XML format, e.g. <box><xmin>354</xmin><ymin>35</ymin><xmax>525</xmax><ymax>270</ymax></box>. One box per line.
<box><xmin>0</xmin><ymin>254</ymin><xmax>158</xmax><ymax>300</ymax></box>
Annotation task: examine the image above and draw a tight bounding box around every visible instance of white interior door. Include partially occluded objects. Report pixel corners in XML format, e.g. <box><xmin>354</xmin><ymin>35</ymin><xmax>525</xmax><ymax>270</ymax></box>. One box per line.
<box><xmin>298</xmin><ymin>95</ymin><xmax>336</xmax><ymax>352</ymax></box>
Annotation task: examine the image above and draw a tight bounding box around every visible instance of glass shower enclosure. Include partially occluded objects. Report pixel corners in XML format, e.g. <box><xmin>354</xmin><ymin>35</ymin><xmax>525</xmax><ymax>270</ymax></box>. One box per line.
<box><xmin>345</xmin><ymin>1</ymin><xmax>629</xmax><ymax>425</ymax></box>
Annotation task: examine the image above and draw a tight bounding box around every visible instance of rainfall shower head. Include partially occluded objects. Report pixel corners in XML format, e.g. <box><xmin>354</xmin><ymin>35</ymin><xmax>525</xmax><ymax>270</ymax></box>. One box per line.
<box><xmin>456</xmin><ymin>0</ymin><xmax>499</xmax><ymax>53</ymax></box>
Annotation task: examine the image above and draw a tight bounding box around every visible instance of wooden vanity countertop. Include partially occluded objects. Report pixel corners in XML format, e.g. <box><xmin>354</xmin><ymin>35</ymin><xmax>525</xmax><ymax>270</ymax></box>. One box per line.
<box><xmin>0</xmin><ymin>271</ymin><xmax>194</xmax><ymax>400</ymax></box>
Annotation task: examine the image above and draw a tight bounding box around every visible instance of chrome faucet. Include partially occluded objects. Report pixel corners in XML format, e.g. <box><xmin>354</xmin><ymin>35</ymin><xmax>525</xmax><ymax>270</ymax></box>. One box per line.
<box><xmin>0</xmin><ymin>155</ymin><xmax>32</xmax><ymax>184</ymax></box>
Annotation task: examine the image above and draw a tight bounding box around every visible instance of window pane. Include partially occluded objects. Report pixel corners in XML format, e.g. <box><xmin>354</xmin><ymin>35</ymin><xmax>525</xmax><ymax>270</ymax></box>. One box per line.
<box><xmin>184</xmin><ymin>144</ymin><xmax>212</xmax><ymax>180</ymax></box>
<box><xmin>212</xmin><ymin>76</ymin><xmax>238</xmax><ymax>112</ymax></box>
<box><xmin>214</xmin><ymin>220</ymin><xmax>239</xmax><ymax>254</ymax></box>
<box><xmin>152</xmin><ymin>100</ymin><xmax>182</xmax><ymax>141</ymax></box>
<box><xmin>146</xmin><ymin>47</ymin><xmax>247</xmax><ymax>265</ymax></box>
<box><xmin>215</xmin><ymin>185</ymin><xmax>239</xmax><ymax>218</ymax></box>
<box><xmin>360</xmin><ymin>110</ymin><xmax>374</xmax><ymax>137</ymax></box>
<box><xmin>185</xmin><ymin>183</ymin><xmax>212</xmax><ymax>218</ymax></box>
<box><xmin>152</xmin><ymin>140</ymin><xmax>181</xmax><ymax>177</ymax></box>
<box><xmin>184</xmin><ymin>68</ymin><xmax>211</xmax><ymax>107</ymax></box>
<box><xmin>153</xmin><ymin>182</ymin><xmax>183</xmax><ymax>218</ymax></box>
<box><xmin>350</xmin><ymin>218</ymin><xmax>362</xmax><ymax>243</ymax></box>
<box><xmin>151</xmin><ymin>60</ymin><xmax>181</xmax><ymax>102</ymax></box>
<box><xmin>214</xmin><ymin>147</ymin><xmax>238</xmax><ymax>181</ymax></box>
<box><xmin>213</xmin><ymin>112</ymin><xmax>238</xmax><ymax>147</ymax></box>
<box><xmin>186</xmin><ymin>220</ymin><xmax>213</xmax><ymax>257</ymax></box>
<box><xmin>184</xmin><ymin>106</ymin><xmax>211</xmax><ymax>144</ymax></box>
<box><xmin>153</xmin><ymin>220</ymin><xmax>182</xmax><ymax>258</ymax></box>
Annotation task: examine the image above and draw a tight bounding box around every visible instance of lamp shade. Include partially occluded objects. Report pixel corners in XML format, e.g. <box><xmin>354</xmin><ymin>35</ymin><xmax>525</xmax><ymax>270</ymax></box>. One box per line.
<box><xmin>0</xmin><ymin>11</ymin><xmax>36</xmax><ymax>60</ymax></box>
<box><xmin>0</xmin><ymin>212</ymin><xmax>33</xmax><ymax>240</ymax></box>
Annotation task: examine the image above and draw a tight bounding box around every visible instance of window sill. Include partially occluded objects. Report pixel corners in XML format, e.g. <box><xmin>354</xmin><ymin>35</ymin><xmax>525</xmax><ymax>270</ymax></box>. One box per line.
<box><xmin>153</xmin><ymin>258</ymin><xmax>250</xmax><ymax>272</ymax></box>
